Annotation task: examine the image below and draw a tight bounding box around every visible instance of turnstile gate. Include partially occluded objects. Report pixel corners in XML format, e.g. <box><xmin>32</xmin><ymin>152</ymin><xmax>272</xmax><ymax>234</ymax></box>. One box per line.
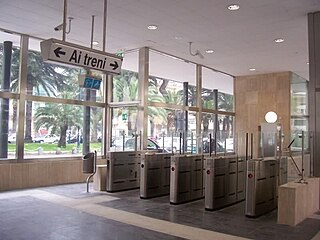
<box><xmin>170</xmin><ymin>154</ymin><xmax>205</xmax><ymax>204</ymax></box>
<box><xmin>245</xmin><ymin>158</ymin><xmax>279</xmax><ymax>217</ymax></box>
<box><xmin>106</xmin><ymin>151</ymin><xmax>141</xmax><ymax>192</ymax></box>
<box><xmin>140</xmin><ymin>152</ymin><xmax>172</xmax><ymax>198</ymax></box>
<box><xmin>205</xmin><ymin>155</ymin><xmax>246</xmax><ymax>210</ymax></box>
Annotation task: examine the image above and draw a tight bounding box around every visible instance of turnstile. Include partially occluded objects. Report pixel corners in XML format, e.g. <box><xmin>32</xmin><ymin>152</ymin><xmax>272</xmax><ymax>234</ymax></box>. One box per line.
<box><xmin>106</xmin><ymin>151</ymin><xmax>141</xmax><ymax>192</ymax></box>
<box><xmin>140</xmin><ymin>152</ymin><xmax>172</xmax><ymax>198</ymax></box>
<box><xmin>170</xmin><ymin>154</ymin><xmax>205</xmax><ymax>204</ymax></box>
<box><xmin>245</xmin><ymin>158</ymin><xmax>278</xmax><ymax>217</ymax></box>
<box><xmin>205</xmin><ymin>155</ymin><xmax>246</xmax><ymax>210</ymax></box>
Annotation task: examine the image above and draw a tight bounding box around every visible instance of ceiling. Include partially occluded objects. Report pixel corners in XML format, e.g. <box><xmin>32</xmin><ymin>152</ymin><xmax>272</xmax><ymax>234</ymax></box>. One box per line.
<box><xmin>0</xmin><ymin>0</ymin><xmax>320</xmax><ymax>86</ymax></box>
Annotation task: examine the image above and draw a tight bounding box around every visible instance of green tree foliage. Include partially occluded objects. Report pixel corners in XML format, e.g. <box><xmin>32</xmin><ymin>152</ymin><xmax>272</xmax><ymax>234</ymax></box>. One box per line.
<box><xmin>34</xmin><ymin>94</ymin><xmax>82</xmax><ymax>148</ymax></box>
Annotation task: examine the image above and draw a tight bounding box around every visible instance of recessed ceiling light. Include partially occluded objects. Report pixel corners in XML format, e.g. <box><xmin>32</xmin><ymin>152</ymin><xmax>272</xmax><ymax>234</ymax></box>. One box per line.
<box><xmin>228</xmin><ymin>4</ymin><xmax>240</xmax><ymax>11</ymax></box>
<box><xmin>147</xmin><ymin>25</ymin><xmax>158</xmax><ymax>30</ymax></box>
<box><xmin>92</xmin><ymin>41</ymin><xmax>99</xmax><ymax>45</ymax></box>
<box><xmin>307</xmin><ymin>62</ymin><xmax>309</xmax><ymax>65</ymax></box>
<box><xmin>249</xmin><ymin>68</ymin><xmax>256</xmax><ymax>71</ymax></box>
<box><xmin>205</xmin><ymin>49</ymin><xmax>214</xmax><ymax>54</ymax></box>
<box><xmin>175</xmin><ymin>36</ymin><xmax>182</xmax><ymax>40</ymax></box>
<box><xmin>274</xmin><ymin>38</ymin><xmax>284</xmax><ymax>43</ymax></box>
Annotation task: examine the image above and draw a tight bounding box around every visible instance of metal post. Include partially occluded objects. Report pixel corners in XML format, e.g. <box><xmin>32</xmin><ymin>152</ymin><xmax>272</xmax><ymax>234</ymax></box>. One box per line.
<box><xmin>90</xmin><ymin>15</ymin><xmax>95</xmax><ymax>48</ymax></box>
<box><xmin>191</xmin><ymin>132</ymin><xmax>193</xmax><ymax>154</ymax></box>
<box><xmin>183</xmin><ymin>82</ymin><xmax>188</xmax><ymax>153</ymax></box>
<box><xmin>245</xmin><ymin>133</ymin><xmax>248</xmax><ymax>161</ymax></box>
<box><xmin>214</xmin><ymin>131</ymin><xmax>217</xmax><ymax>156</ymax></box>
<box><xmin>134</xmin><ymin>132</ymin><xmax>138</xmax><ymax>152</ymax></box>
<box><xmin>162</xmin><ymin>132</ymin><xmax>165</xmax><ymax>153</ymax></box>
<box><xmin>179</xmin><ymin>132</ymin><xmax>182</xmax><ymax>154</ymax></box>
<box><xmin>62</xmin><ymin>0</ymin><xmax>67</xmax><ymax>41</ymax></box>
<box><xmin>86</xmin><ymin>151</ymin><xmax>97</xmax><ymax>193</ymax></box>
<box><xmin>102</xmin><ymin>0</ymin><xmax>108</xmax><ymax>51</ymax></box>
<box><xmin>301</xmin><ymin>131</ymin><xmax>305</xmax><ymax>181</ymax></box>
<box><xmin>140</xmin><ymin>130</ymin><xmax>142</xmax><ymax>150</ymax></box>
<box><xmin>250</xmin><ymin>133</ymin><xmax>253</xmax><ymax>159</ymax></box>
<box><xmin>209</xmin><ymin>133</ymin><xmax>212</xmax><ymax>157</ymax></box>
<box><xmin>171</xmin><ymin>131</ymin><xmax>174</xmax><ymax>154</ymax></box>
<box><xmin>122</xmin><ymin>131</ymin><xmax>125</xmax><ymax>151</ymax></box>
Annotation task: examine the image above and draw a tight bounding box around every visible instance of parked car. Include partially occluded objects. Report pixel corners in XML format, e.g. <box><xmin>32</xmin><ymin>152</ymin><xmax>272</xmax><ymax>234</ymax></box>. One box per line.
<box><xmin>8</xmin><ymin>134</ymin><xmax>16</xmax><ymax>144</ymax></box>
<box><xmin>33</xmin><ymin>134</ymin><xmax>59</xmax><ymax>144</ymax></box>
<box><xmin>67</xmin><ymin>135</ymin><xmax>83</xmax><ymax>144</ymax></box>
<box><xmin>203</xmin><ymin>138</ymin><xmax>224</xmax><ymax>153</ymax></box>
<box><xmin>110</xmin><ymin>137</ymin><xmax>166</xmax><ymax>152</ymax></box>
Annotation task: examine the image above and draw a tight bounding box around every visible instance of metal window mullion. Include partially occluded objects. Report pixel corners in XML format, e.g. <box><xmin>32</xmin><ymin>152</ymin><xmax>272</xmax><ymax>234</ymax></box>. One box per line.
<box><xmin>196</xmin><ymin>64</ymin><xmax>202</xmax><ymax>153</ymax></box>
<box><xmin>105</xmin><ymin>74</ymin><xmax>112</xmax><ymax>155</ymax></box>
<box><xmin>138</xmin><ymin>47</ymin><xmax>149</xmax><ymax>150</ymax></box>
<box><xmin>25</xmin><ymin>95</ymin><xmax>105</xmax><ymax>108</ymax></box>
<box><xmin>16</xmin><ymin>35</ymin><xmax>29</xmax><ymax>161</ymax></box>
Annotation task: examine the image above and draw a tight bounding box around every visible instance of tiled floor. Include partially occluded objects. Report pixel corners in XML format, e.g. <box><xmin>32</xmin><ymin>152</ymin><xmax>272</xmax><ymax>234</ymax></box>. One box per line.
<box><xmin>0</xmin><ymin>184</ymin><xmax>319</xmax><ymax>240</ymax></box>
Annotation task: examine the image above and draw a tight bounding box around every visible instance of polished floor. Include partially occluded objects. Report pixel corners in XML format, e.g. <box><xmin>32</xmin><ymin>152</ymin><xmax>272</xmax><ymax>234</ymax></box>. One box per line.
<box><xmin>0</xmin><ymin>183</ymin><xmax>319</xmax><ymax>240</ymax></box>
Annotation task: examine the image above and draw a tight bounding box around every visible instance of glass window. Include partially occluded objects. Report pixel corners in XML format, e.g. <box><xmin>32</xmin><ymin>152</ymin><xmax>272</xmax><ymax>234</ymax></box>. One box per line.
<box><xmin>218</xmin><ymin>92</ymin><xmax>234</xmax><ymax>112</ymax></box>
<box><xmin>149</xmin><ymin>50</ymin><xmax>196</xmax><ymax>106</ymax></box>
<box><xmin>110</xmin><ymin>107</ymin><xmax>138</xmax><ymax>151</ymax></box>
<box><xmin>148</xmin><ymin>106</ymin><xmax>183</xmax><ymax>153</ymax></box>
<box><xmin>113</xmin><ymin>69</ymin><xmax>138</xmax><ymax>102</ymax></box>
<box><xmin>148</xmin><ymin>77</ymin><xmax>184</xmax><ymax>105</ymax></box>
<box><xmin>291</xmin><ymin>75</ymin><xmax>308</xmax><ymax>116</ymax></box>
<box><xmin>202</xmin><ymin>67</ymin><xmax>234</xmax><ymax>110</ymax></box>
<box><xmin>217</xmin><ymin>115</ymin><xmax>234</xmax><ymax>152</ymax></box>
<box><xmin>24</xmin><ymin>101</ymin><xmax>103</xmax><ymax>158</ymax></box>
<box><xmin>112</xmin><ymin>50</ymin><xmax>138</xmax><ymax>102</ymax></box>
<box><xmin>0</xmin><ymin>98</ymin><xmax>18</xmax><ymax>160</ymax></box>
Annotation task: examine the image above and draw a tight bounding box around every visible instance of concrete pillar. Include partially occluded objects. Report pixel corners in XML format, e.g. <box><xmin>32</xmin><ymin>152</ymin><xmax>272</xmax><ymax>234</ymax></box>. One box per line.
<box><xmin>308</xmin><ymin>11</ymin><xmax>320</xmax><ymax>176</ymax></box>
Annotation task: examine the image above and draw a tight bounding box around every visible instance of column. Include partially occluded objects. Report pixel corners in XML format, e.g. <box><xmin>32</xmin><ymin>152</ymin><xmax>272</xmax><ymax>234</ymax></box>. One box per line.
<box><xmin>308</xmin><ymin>11</ymin><xmax>320</xmax><ymax>176</ymax></box>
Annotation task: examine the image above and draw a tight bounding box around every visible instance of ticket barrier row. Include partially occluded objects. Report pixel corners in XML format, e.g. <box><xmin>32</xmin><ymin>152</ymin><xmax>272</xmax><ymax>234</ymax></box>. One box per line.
<box><xmin>170</xmin><ymin>154</ymin><xmax>205</xmax><ymax>204</ymax></box>
<box><xmin>204</xmin><ymin>155</ymin><xmax>246</xmax><ymax>210</ymax></box>
<box><xmin>245</xmin><ymin>157</ymin><xmax>287</xmax><ymax>217</ymax></box>
<box><xmin>140</xmin><ymin>152</ymin><xmax>172</xmax><ymax>198</ymax></box>
<box><xmin>106</xmin><ymin>151</ymin><xmax>142</xmax><ymax>192</ymax></box>
<box><xmin>105</xmin><ymin>151</ymin><xmax>287</xmax><ymax>217</ymax></box>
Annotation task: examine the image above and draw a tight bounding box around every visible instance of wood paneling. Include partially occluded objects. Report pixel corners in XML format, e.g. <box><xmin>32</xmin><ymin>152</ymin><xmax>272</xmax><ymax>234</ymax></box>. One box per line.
<box><xmin>0</xmin><ymin>160</ymin><xmax>91</xmax><ymax>191</ymax></box>
<box><xmin>235</xmin><ymin>72</ymin><xmax>291</xmax><ymax>157</ymax></box>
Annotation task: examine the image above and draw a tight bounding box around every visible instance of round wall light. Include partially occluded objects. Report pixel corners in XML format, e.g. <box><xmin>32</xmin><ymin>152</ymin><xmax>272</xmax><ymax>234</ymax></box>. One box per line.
<box><xmin>265</xmin><ymin>111</ymin><xmax>278</xmax><ymax>123</ymax></box>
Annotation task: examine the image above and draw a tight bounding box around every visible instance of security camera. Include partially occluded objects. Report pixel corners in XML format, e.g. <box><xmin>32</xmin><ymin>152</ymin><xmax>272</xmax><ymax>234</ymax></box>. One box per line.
<box><xmin>195</xmin><ymin>50</ymin><xmax>204</xmax><ymax>59</ymax></box>
<box><xmin>54</xmin><ymin>23</ymin><xmax>64</xmax><ymax>31</ymax></box>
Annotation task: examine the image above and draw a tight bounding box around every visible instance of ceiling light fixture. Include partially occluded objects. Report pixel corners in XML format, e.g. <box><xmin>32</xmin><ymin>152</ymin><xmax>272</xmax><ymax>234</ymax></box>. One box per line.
<box><xmin>175</xmin><ymin>36</ymin><xmax>182</xmax><ymax>40</ymax></box>
<box><xmin>274</xmin><ymin>38</ymin><xmax>284</xmax><ymax>43</ymax></box>
<box><xmin>228</xmin><ymin>4</ymin><xmax>240</xmax><ymax>11</ymax></box>
<box><xmin>307</xmin><ymin>62</ymin><xmax>309</xmax><ymax>65</ymax></box>
<box><xmin>249</xmin><ymin>68</ymin><xmax>256</xmax><ymax>71</ymax></box>
<box><xmin>92</xmin><ymin>41</ymin><xmax>99</xmax><ymax>45</ymax></box>
<box><xmin>205</xmin><ymin>49</ymin><xmax>214</xmax><ymax>54</ymax></box>
<box><xmin>147</xmin><ymin>25</ymin><xmax>158</xmax><ymax>30</ymax></box>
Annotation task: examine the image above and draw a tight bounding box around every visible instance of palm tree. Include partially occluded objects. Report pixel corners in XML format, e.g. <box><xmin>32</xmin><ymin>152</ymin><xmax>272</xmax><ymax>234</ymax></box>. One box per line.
<box><xmin>218</xmin><ymin>92</ymin><xmax>234</xmax><ymax>137</ymax></box>
<box><xmin>33</xmin><ymin>93</ymin><xmax>82</xmax><ymax>147</ymax></box>
<box><xmin>10</xmin><ymin>50</ymin><xmax>74</xmax><ymax>142</ymax></box>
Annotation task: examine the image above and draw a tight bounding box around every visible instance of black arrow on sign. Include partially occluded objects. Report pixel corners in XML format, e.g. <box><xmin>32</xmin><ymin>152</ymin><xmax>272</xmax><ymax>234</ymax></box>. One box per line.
<box><xmin>110</xmin><ymin>61</ymin><xmax>119</xmax><ymax>70</ymax></box>
<box><xmin>54</xmin><ymin>47</ymin><xmax>66</xmax><ymax>58</ymax></box>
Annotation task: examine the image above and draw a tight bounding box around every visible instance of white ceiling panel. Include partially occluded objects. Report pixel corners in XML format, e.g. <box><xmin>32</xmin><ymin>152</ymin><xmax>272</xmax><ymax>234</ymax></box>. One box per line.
<box><xmin>0</xmin><ymin>0</ymin><xmax>319</xmax><ymax>91</ymax></box>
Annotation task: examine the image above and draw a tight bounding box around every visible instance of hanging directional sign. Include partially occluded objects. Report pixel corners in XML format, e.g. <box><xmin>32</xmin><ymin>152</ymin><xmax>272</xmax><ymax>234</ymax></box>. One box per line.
<box><xmin>40</xmin><ymin>38</ymin><xmax>122</xmax><ymax>74</ymax></box>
